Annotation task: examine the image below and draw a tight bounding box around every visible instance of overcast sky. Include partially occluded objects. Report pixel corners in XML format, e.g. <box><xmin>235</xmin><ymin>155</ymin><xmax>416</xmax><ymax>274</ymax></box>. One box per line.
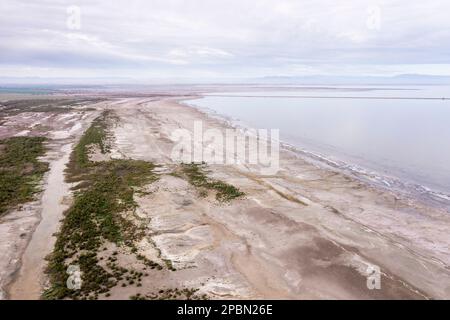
<box><xmin>1</xmin><ymin>0</ymin><xmax>450</xmax><ymax>81</ymax></box>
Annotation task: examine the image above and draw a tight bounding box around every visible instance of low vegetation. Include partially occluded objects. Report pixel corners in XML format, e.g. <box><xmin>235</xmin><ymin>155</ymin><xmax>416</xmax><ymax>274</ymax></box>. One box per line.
<box><xmin>0</xmin><ymin>98</ymin><xmax>102</xmax><ymax>117</ymax></box>
<box><xmin>180</xmin><ymin>163</ymin><xmax>244</xmax><ymax>201</ymax></box>
<box><xmin>0</xmin><ymin>136</ymin><xmax>49</xmax><ymax>216</ymax></box>
<box><xmin>44</xmin><ymin>112</ymin><xmax>240</xmax><ymax>300</ymax></box>
<box><xmin>69</xmin><ymin>110</ymin><xmax>111</xmax><ymax>172</ymax></box>
<box><xmin>44</xmin><ymin>111</ymin><xmax>161</xmax><ymax>300</ymax></box>
<box><xmin>130</xmin><ymin>287</ymin><xmax>208</xmax><ymax>300</ymax></box>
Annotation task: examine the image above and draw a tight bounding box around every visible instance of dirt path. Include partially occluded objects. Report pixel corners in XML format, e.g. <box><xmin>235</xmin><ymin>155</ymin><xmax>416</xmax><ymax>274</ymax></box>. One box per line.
<box><xmin>8</xmin><ymin>143</ymin><xmax>73</xmax><ymax>299</ymax></box>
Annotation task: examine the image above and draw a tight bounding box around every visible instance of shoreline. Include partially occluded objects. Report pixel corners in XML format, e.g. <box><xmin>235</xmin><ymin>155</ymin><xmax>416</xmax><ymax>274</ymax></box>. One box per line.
<box><xmin>182</xmin><ymin>97</ymin><xmax>450</xmax><ymax>213</ymax></box>
<box><xmin>168</xmin><ymin>97</ymin><xmax>450</xmax><ymax>297</ymax></box>
<box><xmin>177</xmin><ymin>96</ymin><xmax>450</xmax><ymax>263</ymax></box>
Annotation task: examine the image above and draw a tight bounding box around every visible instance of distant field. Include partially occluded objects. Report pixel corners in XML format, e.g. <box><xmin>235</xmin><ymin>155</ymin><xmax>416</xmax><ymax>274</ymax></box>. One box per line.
<box><xmin>0</xmin><ymin>87</ymin><xmax>57</xmax><ymax>95</ymax></box>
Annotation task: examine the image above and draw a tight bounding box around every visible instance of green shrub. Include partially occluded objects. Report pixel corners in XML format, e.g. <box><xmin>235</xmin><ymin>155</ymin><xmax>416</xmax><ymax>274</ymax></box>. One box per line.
<box><xmin>0</xmin><ymin>136</ymin><xmax>49</xmax><ymax>215</ymax></box>
<box><xmin>44</xmin><ymin>111</ymin><xmax>158</xmax><ymax>299</ymax></box>
<box><xmin>180</xmin><ymin>163</ymin><xmax>244</xmax><ymax>202</ymax></box>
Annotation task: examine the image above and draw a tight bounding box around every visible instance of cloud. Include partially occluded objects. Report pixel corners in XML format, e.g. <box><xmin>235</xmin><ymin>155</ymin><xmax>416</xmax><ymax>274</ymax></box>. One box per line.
<box><xmin>1</xmin><ymin>0</ymin><xmax>450</xmax><ymax>79</ymax></box>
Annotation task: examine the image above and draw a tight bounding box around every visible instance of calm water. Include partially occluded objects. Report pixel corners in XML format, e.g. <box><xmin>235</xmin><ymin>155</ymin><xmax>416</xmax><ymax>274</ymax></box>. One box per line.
<box><xmin>189</xmin><ymin>85</ymin><xmax>450</xmax><ymax>199</ymax></box>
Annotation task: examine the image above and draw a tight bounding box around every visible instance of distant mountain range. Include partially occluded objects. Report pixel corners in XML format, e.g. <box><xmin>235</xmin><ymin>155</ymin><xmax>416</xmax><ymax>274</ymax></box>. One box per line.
<box><xmin>1</xmin><ymin>74</ymin><xmax>450</xmax><ymax>86</ymax></box>
<box><xmin>253</xmin><ymin>74</ymin><xmax>450</xmax><ymax>85</ymax></box>
<box><xmin>252</xmin><ymin>74</ymin><xmax>450</xmax><ymax>85</ymax></box>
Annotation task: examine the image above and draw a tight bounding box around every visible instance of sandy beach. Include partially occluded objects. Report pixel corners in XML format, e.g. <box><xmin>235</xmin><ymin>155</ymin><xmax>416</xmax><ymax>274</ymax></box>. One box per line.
<box><xmin>1</xmin><ymin>95</ymin><xmax>449</xmax><ymax>299</ymax></box>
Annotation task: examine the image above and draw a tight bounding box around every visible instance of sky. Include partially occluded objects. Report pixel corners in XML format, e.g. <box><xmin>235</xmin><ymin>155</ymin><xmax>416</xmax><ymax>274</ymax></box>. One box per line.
<box><xmin>1</xmin><ymin>0</ymin><xmax>450</xmax><ymax>82</ymax></box>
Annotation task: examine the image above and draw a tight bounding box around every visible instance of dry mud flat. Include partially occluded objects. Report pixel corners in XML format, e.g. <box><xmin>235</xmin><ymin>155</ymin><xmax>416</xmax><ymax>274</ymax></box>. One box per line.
<box><xmin>98</xmin><ymin>98</ymin><xmax>449</xmax><ymax>299</ymax></box>
<box><xmin>2</xmin><ymin>96</ymin><xmax>449</xmax><ymax>299</ymax></box>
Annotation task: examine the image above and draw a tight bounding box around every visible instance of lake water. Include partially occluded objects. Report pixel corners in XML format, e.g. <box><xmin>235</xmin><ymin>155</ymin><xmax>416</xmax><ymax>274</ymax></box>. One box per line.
<box><xmin>188</xmin><ymin>85</ymin><xmax>450</xmax><ymax>208</ymax></box>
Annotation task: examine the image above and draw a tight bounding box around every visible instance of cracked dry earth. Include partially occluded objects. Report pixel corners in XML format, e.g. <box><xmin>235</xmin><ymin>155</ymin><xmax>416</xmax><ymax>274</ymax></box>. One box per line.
<box><xmin>97</xmin><ymin>97</ymin><xmax>449</xmax><ymax>299</ymax></box>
